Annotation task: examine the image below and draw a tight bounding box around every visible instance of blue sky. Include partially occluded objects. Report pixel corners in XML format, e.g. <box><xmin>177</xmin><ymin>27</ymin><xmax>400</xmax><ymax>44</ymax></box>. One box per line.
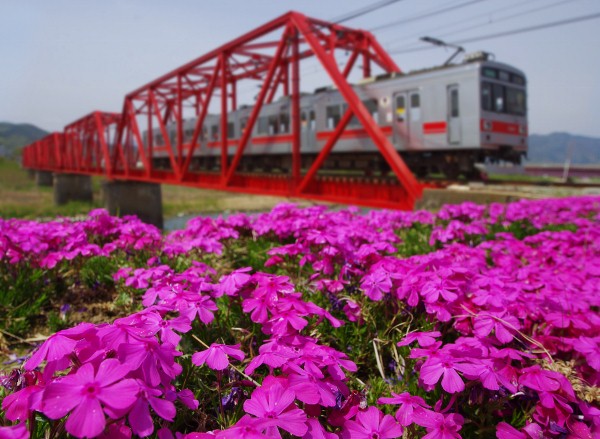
<box><xmin>2</xmin><ymin>0</ymin><xmax>599</xmax><ymax>137</ymax></box>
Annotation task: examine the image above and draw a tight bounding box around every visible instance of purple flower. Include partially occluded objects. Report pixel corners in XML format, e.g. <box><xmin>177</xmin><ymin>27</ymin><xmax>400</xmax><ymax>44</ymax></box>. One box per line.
<box><xmin>417</xmin><ymin>411</ymin><xmax>464</xmax><ymax>439</ymax></box>
<box><xmin>126</xmin><ymin>381</ymin><xmax>176</xmax><ymax>437</ymax></box>
<box><xmin>41</xmin><ymin>359</ymin><xmax>139</xmax><ymax>438</ymax></box>
<box><xmin>0</xmin><ymin>422</ymin><xmax>29</xmax><ymax>439</ymax></box>
<box><xmin>360</xmin><ymin>270</ymin><xmax>392</xmax><ymax>301</ymax></box>
<box><xmin>243</xmin><ymin>377</ymin><xmax>308</xmax><ymax>437</ymax></box>
<box><xmin>378</xmin><ymin>392</ymin><xmax>431</xmax><ymax>426</ymax></box>
<box><xmin>419</xmin><ymin>357</ymin><xmax>465</xmax><ymax>394</ymax></box>
<box><xmin>192</xmin><ymin>343</ymin><xmax>245</xmax><ymax>371</ymax></box>
<box><xmin>397</xmin><ymin>331</ymin><xmax>442</xmax><ymax>348</ymax></box>
<box><xmin>341</xmin><ymin>406</ymin><xmax>403</xmax><ymax>438</ymax></box>
<box><xmin>496</xmin><ymin>422</ymin><xmax>526</xmax><ymax>439</ymax></box>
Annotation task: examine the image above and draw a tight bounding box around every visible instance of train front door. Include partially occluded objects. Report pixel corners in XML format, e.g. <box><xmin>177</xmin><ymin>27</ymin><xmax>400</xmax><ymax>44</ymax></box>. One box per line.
<box><xmin>393</xmin><ymin>90</ymin><xmax>420</xmax><ymax>149</ymax></box>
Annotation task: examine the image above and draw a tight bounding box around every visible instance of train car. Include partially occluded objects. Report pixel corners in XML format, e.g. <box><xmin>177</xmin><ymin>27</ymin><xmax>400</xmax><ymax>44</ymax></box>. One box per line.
<box><xmin>148</xmin><ymin>51</ymin><xmax>527</xmax><ymax>178</ymax></box>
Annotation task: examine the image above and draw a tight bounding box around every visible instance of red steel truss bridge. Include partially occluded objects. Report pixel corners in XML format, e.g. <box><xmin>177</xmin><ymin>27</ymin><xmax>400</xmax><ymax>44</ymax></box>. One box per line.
<box><xmin>22</xmin><ymin>11</ymin><xmax>423</xmax><ymax>210</ymax></box>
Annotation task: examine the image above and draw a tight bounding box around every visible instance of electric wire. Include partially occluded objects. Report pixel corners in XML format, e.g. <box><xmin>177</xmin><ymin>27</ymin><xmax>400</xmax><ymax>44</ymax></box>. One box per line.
<box><xmin>385</xmin><ymin>0</ymin><xmax>580</xmax><ymax>52</ymax></box>
<box><xmin>330</xmin><ymin>0</ymin><xmax>406</xmax><ymax>24</ymax></box>
<box><xmin>371</xmin><ymin>0</ymin><xmax>490</xmax><ymax>32</ymax></box>
<box><xmin>389</xmin><ymin>11</ymin><xmax>600</xmax><ymax>54</ymax></box>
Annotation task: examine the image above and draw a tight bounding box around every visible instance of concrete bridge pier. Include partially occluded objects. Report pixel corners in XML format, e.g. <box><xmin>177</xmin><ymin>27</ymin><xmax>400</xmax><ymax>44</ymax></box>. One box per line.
<box><xmin>102</xmin><ymin>181</ymin><xmax>163</xmax><ymax>229</ymax></box>
<box><xmin>53</xmin><ymin>174</ymin><xmax>93</xmax><ymax>205</ymax></box>
<box><xmin>35</xmin><ymin>171</ymin><xmax>54</xmax><ymax>187</ymax></box>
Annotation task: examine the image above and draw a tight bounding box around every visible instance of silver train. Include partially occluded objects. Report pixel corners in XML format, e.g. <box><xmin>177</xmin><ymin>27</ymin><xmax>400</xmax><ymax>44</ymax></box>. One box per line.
<box><xmin>148</xmin><ymin>52</ymin><xmax>527</xmax><ymax>178</ymax></box>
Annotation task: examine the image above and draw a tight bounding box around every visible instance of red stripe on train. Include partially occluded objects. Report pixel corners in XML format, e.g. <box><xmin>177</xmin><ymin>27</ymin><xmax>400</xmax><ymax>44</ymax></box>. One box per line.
<box><xmin>423</xmin><ymin>121</ymin><xmax>447</xmax><ymax>134</ymax></box>
<box><xmin>316</xmin><ymin>125</ymin><xmax>393</xmax><ymax>140</ymax></box>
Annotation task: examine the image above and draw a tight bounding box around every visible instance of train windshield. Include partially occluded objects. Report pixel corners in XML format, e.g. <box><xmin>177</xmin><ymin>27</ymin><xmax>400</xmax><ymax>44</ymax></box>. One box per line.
<box><xmin>481</xmin><ymin>67</ymin><xmax>526</xmax><ymax>116</ymax></box>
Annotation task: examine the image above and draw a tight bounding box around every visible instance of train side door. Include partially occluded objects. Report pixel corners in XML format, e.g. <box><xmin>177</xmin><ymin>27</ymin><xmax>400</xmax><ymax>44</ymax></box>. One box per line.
<box><xmin>301</xmin><ymin>108</ymin><xmax>316</xmax><ymax>152</ymax></box>
<box><xmin>392</xmin><ymin>92</ymin><xmax>409</xmax><ymax>148</ymax></box>
<box><xmin>447</xmin><ymin>85</ymin><xmax>461</xmax><ymax>144</ymax></box>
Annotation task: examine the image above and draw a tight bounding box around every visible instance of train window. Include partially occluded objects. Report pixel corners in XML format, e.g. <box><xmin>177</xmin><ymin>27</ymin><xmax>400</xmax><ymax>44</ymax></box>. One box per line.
<box><xmin>450</xmin><ymin>89</ymin><xmax>459</xmax><ymax>117</ymax></box>
<box><xmin>279</xmin><ymin>113</ymin><xmax>289</xmax><ymax>133</ymax></box>
<box><xmin>309</xmin><ymin>111</ymin><xmax>316</xmax><ymax>130</ymax></box>
<box><xmin>396</xmin><ymin>95</ymin><xmax>405</xmax><ymax>110</ymax></box>
<box><xmin>348</xmin><ymin>99</ymin><xmax>379</xmax><ymax>126</ymax></box>
<box><xmin>210</xmin><ymin>125</ymin><xmax>219</xmax><ymax>141</ymax></box>
<box><xmin>268</xmin><ymin>115</ymin><xmax>279</xmax><ymax>135</ymax></box>
<box><xmin>482</xmin><ymin>67</ymin><xmax>497</xmax><ymax>79</ymax></box>
<box><xmin>511</xmin><ymin>74</ymin><xmax>525</xmax><ymax>85</ymax></box>
<box><xmin>499</xmin><ymin>71</ymin><xmax>510</xmax><ymax>82</ymax></box>
<box><xmin>227</xmin><ymin>122</ymin><xmax>235</xmax><ymax>139</ymax></box>
<box><xmin>326</xmin><ymin>105</ymin><xmax>342</xmax><ymax>129</ymax></box>
<box><xmin>481</xmin><ymin>82</ymin><xmax>492</xmax><ymax>112</ymax></box>
<box><xmin>493</xmin><ymin>84</ymin><xmax>505</xmax><ymax>113</ymax></box>
<box><xmin>364</xmin><ymin>99</ymin><xmax>379</xmax><ymax>123</ymax></box>
<box><xmin>154</xmin><ymin>134</ymin><xmax>164</xmax><ymax>145</ymax></box>
<box><xmin>507</xmin><ymin>88</ymin><xmax>526</xmax><ymax>116</ymax></box>
<box><xmin>257</xmin><ymin>117</ymin><xmax>269</xmax><ymax>134</ymax></box>
<box><xmin>202</xmin><ymin>126</ymin><xmax>207</xmax><ymax>141</ymax></box>
<box><xmin>301</xmin><ymin>112</ymin><xmax>307</xmax><ymax>131</ymax></box>
<box><xmin>410</xmin><ymin>94</ymin><xmax>420</xmax><ymax>108</ymax></box>
<box><xmin>184</xmin><ymin>128</ymin><xmax>193</xmax><ymax>142</ymax></box>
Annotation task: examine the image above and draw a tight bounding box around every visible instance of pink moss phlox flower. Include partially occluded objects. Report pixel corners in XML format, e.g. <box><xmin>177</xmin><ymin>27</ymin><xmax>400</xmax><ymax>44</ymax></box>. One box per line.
<box><xmin>244</xmin><ymin>338</ymin><xmax>300</xmax><ymax>375</ymax></box>
<box><xmin>2</xmin><ymin>383</ymin><xmax>43</xmax><ymax>421</ymax></box>
<box><xmin>417</xmin><ymin>411</ymin><xmax>464</xmax><ymax>439</ymax></box>
<box><xmin>212</xmin><ymin>415</ymin><xmax>271</xmax><ymax>438</ymax></box>
<box><xmin>117</xmin><ymin>338</ymin><xmax>182</xmax><ymax>387</ymax></box>
<box><xmin>25</xmin><ymin>322</ymin><xmax>97</xmax><ymax>372</ymax></box>
<box><xmin>304</xmin><ymin>418</ymin><xmax>339</xmax><ymax>439</ymax></box>
<box><xmin>243</xmin><ymin>377</ymin><xmax>308</xmax><ymax>437</ymax></box>
<box><xmin>518</xmin><ymin>366</ymin><xmax>563</xmax><ymax>392</ymax></box>
<box><xmin>125</xmin><ymin>381</ymin><xmax>176</xmax><ymax>437</ymax></box>
<box><xmin>242</xmin><ymin>274</ymin><xmax>296</xmax><ymax>324</ymax></box>
<box><xmin>217</xmin><ymin>267</ymin><xmax>253</xmax><ymax>297</ymax></box>
<box><xmin>192</xmin><ymin>343</ymin><xmax>245</xmax><ymax>371</ymax></box>
<box><xmin>341</xmin><ymin>405</ymin><xmax>403</xmax><ymax>439</ymax></box>
<box><xmin>138</xmin><ymin>310</ymin><xmax>192</xmax><ymax>346</ymax></box>
<box><xmin>420</xmin><ymin>271</ymin><xmax>460</xmax><ymax>304</ymax></box>
<box><xmin>419</xmin><ymin>355</ymin><xmax>465</xmax><ymax>394</ymax></box>
<box><xmin>571</xmin><ymin>336</ymin><xmax>600</xmax><ymax>371</ymax></box>
<box><xmin>360</xmin><ymin>269</ymin><xmax>392</xmax><ymax>301</ymax></box>
<box><xmin>285</xmin><ymin>362</ymin><xmax>337</xmax><ymax>407</ymax></box>
<box><xmin>41</xmin><ymin>359</ymin><xmax>139</xmax><ymax>438</ymax></box>
<box><xmin>170</xmin><ymin>291</ymin><xmax>218</xmax><ymax>325</ymax></box>
<box><xmin>397</xmin><ymin>331</ymin><xmax>442</xmax><ymax>348</ymax></box>
<box><xmin>97</xmin><ymin>422</ymin><xmax>133</xmax><ymax>438</ymax></box>
<box><xmin>342</xmin><ymin>299</ymin><xmax>363</xmax><ymax>323</ymax></box>
<box><xmin>473</xmin><ymin>312</ymin><xmax>520</xmax><ymax>344</ymax></box>
<box><xmin>496</xmin><ymin>422</ymin><xmax>527</xmax><ymax>439</ymax></box>
<box><xmin>377</xmin><ymin>392</ymin><xmax>431</xmax><ymax>426</ymax></box>
<box><xmin>0</xmin><ymin>422</ymin><xmax>29</xmax><ymax>439</ymax></box>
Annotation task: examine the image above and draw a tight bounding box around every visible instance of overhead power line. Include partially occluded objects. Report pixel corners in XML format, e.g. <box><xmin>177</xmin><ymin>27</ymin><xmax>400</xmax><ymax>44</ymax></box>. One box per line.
<box><xmin>389</xmin><ymin>11</ymin><xmax>600</xmax><ymax>54</ymax></box>
<box><xmin>372</xmin><ymin>0</ymin><xmax>488</xmax><ymax>31</ymax></box>
<box><xmin>381</xmin><ymin>0</ymin><xmax>570</xmax><ymax>49</ymax></box>
<box><xmin>331</xmin><ymin>0</ymin><xmax>405</xmax><ymax>24</ymax></box>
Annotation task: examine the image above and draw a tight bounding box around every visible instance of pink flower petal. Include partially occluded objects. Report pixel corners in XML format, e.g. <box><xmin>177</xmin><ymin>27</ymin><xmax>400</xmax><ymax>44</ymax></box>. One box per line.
<box><xmin>65</xmin><ymin>396</ymin><xmax>105</xmax><ymax>438</ymax></box>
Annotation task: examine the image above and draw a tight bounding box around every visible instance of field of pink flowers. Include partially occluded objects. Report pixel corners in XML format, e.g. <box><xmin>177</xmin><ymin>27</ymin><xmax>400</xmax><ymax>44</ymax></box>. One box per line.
<box><xmin>0</xmin><ymin>196</ymin><xmax>599</xmax><ymax>438</ymax></box>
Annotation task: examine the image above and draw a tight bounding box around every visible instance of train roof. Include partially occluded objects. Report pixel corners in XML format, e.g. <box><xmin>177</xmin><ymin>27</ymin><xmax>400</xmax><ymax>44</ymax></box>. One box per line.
<box><xmin>357</xmin><ymin>52</ymin><xmax>526</xmax><ymax>86</ymax></box>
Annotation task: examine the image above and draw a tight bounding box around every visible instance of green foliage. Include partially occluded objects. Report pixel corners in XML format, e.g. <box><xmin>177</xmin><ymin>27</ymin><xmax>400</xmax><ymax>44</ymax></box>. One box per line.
<box><xmin>395</xmin><ymin>223</ymin><xmax>435</xmax><ymax>257</ymax></box>
<box><xmin>0</xmin><ymin>264</ymin><xmax>55</xmax><ymax>337</ymax></box>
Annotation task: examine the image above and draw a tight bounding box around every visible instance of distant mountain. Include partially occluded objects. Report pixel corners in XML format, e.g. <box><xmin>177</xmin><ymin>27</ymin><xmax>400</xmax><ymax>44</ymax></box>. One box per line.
<box><xmin>527</xmin><ymin>132</ymin><xmax>600</xmax><ymax>164</ymax></box>
<box><xmin>0</xmin><ymin>122</ymin><xmax>48</xmax><ymax>159</ymax></box>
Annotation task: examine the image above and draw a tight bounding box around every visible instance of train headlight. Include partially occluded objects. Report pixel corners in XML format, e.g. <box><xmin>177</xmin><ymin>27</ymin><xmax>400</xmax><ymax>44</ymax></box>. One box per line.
<box><xmin>482</xmin><ymin>120</ymin><xmax>492</xmax><ymax>131</ymax></box>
